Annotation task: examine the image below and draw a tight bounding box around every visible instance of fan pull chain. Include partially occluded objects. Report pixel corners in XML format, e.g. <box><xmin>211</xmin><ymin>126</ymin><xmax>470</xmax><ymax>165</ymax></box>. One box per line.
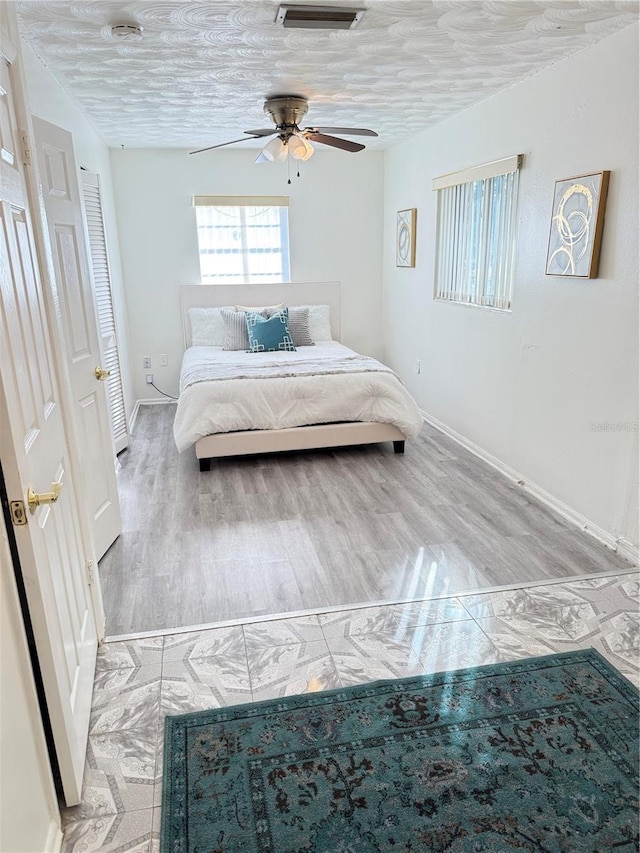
<box><xmin>287</xmin><ymin>156</ymin><xmax>291</xmax><ymax>185</ymax></box>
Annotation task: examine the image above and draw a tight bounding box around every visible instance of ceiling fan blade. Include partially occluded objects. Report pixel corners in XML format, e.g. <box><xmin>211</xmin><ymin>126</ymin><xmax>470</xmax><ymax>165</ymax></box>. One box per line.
<box><xmin>309</xmin><ymin>127</ymin><xmax>378</xmax><ymax>137</ymax></box>
<box><xmin>305</xmin><ymin>132</ymin><xmax>365</xmax><ymax>152</ymax></box>
<box><xmin>254</xmin><ymin>151</ymin><xmax>269</xmax><ymax>164</ymax></box>
<box><xmin>189</xmin><ymin>136</ymin><xmax>261</xmax><ymax>154</ymax></box>
<box><xmin>244</xmin><ymin>129</ymin><xmax>278</xmax><ymax>137</ymax></box>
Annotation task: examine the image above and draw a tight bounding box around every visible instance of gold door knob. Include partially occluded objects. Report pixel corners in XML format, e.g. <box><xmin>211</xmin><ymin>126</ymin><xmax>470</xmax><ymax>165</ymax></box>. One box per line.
<box><xmin>95</xmin><ymin>366</ymin><xmax>111</xmax><ymax>381</ymax></box>
<box><xmin>27</xmin><ymin>481</ymin><xmax>62</xmax><ymax>514</ymax></box>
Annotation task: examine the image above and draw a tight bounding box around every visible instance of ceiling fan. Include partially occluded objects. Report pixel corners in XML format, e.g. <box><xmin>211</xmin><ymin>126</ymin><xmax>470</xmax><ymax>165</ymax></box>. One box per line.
<box><xmin>190</xmin><ymin>95</ymin><xmax>377</xmax><ymax>163</ymax></box>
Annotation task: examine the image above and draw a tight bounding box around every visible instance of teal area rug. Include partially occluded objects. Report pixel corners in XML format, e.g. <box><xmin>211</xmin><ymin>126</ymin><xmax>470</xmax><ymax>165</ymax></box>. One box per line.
<box><xmin>161</xmin><ymin>649</ymin><xmax>639</xmax><ymax>852</ymax></box>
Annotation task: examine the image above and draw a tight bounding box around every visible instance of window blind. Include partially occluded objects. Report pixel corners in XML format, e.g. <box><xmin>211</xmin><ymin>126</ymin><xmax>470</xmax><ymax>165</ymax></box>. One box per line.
<box><xmin>81</xmin><ymin>171</ymin><xmax>128</xmax><ymax>453</ymax></box>
<box><xmin>433</xmin><ymin>155</ymin><xmax>522</xmax><ymax>311</ymax></box>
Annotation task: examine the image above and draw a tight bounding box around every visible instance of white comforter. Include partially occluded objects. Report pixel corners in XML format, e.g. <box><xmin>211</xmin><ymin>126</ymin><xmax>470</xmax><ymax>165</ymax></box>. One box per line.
<box><xmin>173</xmin><ymin>342</ymin><xmax>423</xmax><ymax>452</ymax></box>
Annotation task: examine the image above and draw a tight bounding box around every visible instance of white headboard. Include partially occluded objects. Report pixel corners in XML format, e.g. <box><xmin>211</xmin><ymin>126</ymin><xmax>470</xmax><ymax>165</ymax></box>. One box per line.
<box><xmin>180</xmin><ymin>281</ymin><xmax>341</xmax><ymax>348</ymax></box>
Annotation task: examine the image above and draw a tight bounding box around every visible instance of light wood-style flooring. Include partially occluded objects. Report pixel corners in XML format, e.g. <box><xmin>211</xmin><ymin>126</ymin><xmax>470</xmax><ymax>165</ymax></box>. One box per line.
<box><xmin>100</xmin><ymin>404</ymin><xmax>633</xmax><ymax>636</ymax></box>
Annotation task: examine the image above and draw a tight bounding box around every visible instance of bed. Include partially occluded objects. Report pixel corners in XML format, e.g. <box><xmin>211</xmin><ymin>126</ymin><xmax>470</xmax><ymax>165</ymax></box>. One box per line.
<box><xmin>176</xmin><ymin>282</ymin><xmax>423</xmax><ymax>469</ymax></box>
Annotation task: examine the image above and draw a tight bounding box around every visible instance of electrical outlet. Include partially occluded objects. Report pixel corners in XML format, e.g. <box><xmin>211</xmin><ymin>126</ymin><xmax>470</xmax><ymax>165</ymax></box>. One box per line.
<box><xmin>145</xmin><ymin>373</ymin><xmax>154</xmax><ymax>384</ymax></box>
<box><xmin>159</xmin><ymin>353</ymin><xmax>168</xmax><ymax>367</ymax></box>
<box><xmin>415</xmin><ymin>359</ymin><xmax>421</xmax><ymax>374</ymax></box>
<box><xmin>143</xmin><ymin>356</ymin><xmax>151</xmax><ymax>369</ymax></box>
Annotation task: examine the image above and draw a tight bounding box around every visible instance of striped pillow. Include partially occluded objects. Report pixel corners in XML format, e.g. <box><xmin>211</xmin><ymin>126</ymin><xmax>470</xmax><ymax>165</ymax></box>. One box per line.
<box><xmin>221</xmin><ymin>307</ymin><xmax>268</xmax><ymax>351</ymax></box>
<box><xmin>267</xmin><ymin>306</ymin><xmax>314</xmax><ymax>347</ymax></box>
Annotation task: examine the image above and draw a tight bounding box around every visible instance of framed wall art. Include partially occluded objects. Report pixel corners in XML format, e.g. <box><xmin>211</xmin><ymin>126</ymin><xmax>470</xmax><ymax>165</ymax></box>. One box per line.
<box><xmin>545</xmin><ymin>171</ymin><xmax>610</xmax><ymax>278</ymax></box>
<box><xmin>396</xmin><ymin>208</ymin><xmax>417</xmax><ymax>268</ymax></box>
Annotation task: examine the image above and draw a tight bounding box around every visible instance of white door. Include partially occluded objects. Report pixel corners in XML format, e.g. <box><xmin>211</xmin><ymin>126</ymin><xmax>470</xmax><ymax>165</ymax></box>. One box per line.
<box><xmin>32</xmin><ymin>117</ymin><xmax>121</xmax><ymax>560</ymax></box>
<box><xmin>81</xmin><ymin>171</ymin><xmax>129</xmax><ymax>454</ymax></box>
<box><xmin>0</xmin><ymin>58</ymin><xmax>96</xmax><ymax>806</ymax></box>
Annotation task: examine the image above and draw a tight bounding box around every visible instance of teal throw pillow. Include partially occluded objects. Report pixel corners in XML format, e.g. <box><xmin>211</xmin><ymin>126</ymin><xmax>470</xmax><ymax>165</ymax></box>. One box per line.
<box><xmin>246</xmin><ymin>308</ymin><xmax>296</xmax><ymax>353</ymax></box>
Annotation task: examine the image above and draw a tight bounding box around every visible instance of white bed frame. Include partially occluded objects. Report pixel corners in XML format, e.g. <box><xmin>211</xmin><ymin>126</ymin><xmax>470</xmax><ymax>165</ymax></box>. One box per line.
<box><xmin>180</xmin><ymin>282</ymin><xmax>405</xmax><ymax>468</ymax></box>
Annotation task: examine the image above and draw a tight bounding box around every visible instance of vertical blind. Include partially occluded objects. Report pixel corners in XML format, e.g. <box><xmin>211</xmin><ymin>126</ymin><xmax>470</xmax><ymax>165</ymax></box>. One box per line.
<box><xmin>433</xmin><ymin>155</ymin><xmax>522</xmax><ymax>311</ymax></box>
<box><xmin>81</xmin><ymin>171</ymin><xmax>128</xmax><ymax>453</ymax></box>
<box><xmin>193</xmin><ymin>196</ymin><xmax>290</xmax><ymax>284</ymax></box>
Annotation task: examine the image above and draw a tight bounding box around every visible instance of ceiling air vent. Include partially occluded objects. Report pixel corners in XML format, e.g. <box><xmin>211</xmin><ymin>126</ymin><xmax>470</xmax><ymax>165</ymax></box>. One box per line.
<box><xmin>276</xmin><ymin>5</ymin><xmax>365</xmax><ymax>30</ymax></box>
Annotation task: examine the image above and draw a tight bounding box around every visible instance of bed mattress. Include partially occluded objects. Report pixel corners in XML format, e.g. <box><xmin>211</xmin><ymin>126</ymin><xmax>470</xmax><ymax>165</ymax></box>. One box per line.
<box><xmin>173</xmin><ymin>342</ymin><xmax>423</xmax><ymax>452</ymax></box>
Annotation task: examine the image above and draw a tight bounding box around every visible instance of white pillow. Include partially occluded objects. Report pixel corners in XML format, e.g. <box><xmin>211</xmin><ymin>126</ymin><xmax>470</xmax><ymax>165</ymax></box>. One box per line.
<box><xmin>235</xmin><ymin>303</ymin><xmax>285</xmax><ymax>313</ymax></box>
<box><xmin>189</xmin><ymin>307</ymin><xmax>233</xmax><ymax>347</ymax></box>
<box><xmin>296</xmin><ymin>304</ymin><xmax>333</xmax><ymax>341</ymax></box>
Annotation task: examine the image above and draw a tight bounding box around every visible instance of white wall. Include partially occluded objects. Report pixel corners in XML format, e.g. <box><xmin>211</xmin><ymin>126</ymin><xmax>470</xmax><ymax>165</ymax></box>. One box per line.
<box><xmin>109</xmin><ymin>148</ymin><xmax>384</xmax><ymax>400</ymax></box>
<box><xmin>0</xmin><ymin>524</ymin><xmax>61</xmax><ymax>853</ymax></box>
<box><xmin>383</xmin><ymin>23</ymin><xmax>639</xmax><ymax>549</ymax></box>
<box><xmin>21</xmin><ymin>41</ymin><xmax>135</xmax><ymax>421</ymax></box>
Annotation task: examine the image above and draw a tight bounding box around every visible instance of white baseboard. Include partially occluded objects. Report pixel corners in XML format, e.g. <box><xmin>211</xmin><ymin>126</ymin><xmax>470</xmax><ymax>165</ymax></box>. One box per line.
<box><xmin>616</xmin><ymin>538</ymin><xmax>640</xmax><ymax>565</ymax></box>
<box><xmin>129</xmin><ymin>397</ymin><xmax>174</xmax><ymax>433</ymax></box>
<box><xmin>46</xmin><ymin>818</ymin><xmax>63</xmax><ymax>852</ymax></box>
<box><xmin>421</xmin><ymin>409</ymin><xmax>637</xmax><ymax>563</ymax></box>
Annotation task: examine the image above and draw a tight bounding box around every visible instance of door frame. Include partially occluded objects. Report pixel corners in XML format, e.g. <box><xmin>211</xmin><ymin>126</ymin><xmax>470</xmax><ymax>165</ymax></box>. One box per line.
<box><xmin>0</xmin><ymin>6</ymin><xmax>105</xmax><ymax>637</ymax></box>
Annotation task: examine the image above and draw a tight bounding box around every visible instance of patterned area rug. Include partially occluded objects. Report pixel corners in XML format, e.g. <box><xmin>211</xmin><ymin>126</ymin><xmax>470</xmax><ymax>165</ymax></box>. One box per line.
<box><xmin>161</xmin><ymin>649</ymin><xmax>639</xmax><ymax>852</ymax></box>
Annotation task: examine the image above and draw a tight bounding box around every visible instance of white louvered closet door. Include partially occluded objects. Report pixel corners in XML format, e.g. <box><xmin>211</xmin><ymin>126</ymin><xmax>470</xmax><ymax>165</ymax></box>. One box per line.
<box><xmin>81</xmin><ymin>171</ymin><xmax>128</xmax><ymax>453</ymax></box>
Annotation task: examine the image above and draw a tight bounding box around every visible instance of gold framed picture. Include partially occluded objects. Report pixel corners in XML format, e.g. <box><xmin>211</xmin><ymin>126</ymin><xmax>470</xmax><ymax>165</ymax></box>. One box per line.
<box><xmin>545</xmin><ymin>171</ymin><xmax>610</xmax><ymax>278</ymax></box>
<box><xmin>396</xmin><ymin>208</ymin><xmax>417</xmax><ymax>268</ymax></box>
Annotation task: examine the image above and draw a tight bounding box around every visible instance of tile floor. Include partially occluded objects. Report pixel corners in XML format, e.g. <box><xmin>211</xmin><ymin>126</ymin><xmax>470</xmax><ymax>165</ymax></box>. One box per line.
<box><xmin>61</xmin><ymin>570</ymin><xmax>639</xmax><ymax>852</ymax></box>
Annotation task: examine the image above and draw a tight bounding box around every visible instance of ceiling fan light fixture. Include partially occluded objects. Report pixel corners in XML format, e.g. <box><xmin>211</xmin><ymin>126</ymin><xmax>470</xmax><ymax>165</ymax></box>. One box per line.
<box><xmin>289</xmin><ymin>134</ymin><xmax>314</xmax><ymax>161</ymax></box>
<box><xmin>191</xmin><ymin>94</ymin><xmax>377</xmax><ymax>165</ymax></box>
<box><xmin>262</xmin><ymin>136</ymin><xmax>288</xmax><ymax>162</ymax></box>
<box><xmin>301</xmin><ymin>137</ymin><xmax>315</xmax><ymax>161</ymax></box>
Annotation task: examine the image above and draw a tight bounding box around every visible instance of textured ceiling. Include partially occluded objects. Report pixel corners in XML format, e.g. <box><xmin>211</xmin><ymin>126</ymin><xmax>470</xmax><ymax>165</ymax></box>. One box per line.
<box><xmin>17</xmin><ymin>0</ymin><xmax>639</xmax><ymax>150</ymax></box>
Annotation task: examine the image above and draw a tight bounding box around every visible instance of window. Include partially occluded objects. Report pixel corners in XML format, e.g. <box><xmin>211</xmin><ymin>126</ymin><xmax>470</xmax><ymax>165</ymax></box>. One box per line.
<box><xmin>433</xmin><ymin>155</ymin><xmax>522</xmax><ymax>311</ymax></box>
<box><xmin>193</xmin><ymin>195</ymin><xmax>290</xmax><ymax>284</ymax></box>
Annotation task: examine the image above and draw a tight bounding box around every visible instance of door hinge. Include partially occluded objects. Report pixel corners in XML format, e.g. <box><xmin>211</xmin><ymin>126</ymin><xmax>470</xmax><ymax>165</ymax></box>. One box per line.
<box><xmin>9</xmin><ymin>500</ymin><xmax>27</xmax><ymax>526</ymax></box>
<box><xmin>85</xmin><ymin>559</ymin><xmax>94</xmax><ymax>585</ymax></box>
<box><xmin>19</xmin><ymin>130</ymin><xmax>32</xmax><ymax>166</ymax></box>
